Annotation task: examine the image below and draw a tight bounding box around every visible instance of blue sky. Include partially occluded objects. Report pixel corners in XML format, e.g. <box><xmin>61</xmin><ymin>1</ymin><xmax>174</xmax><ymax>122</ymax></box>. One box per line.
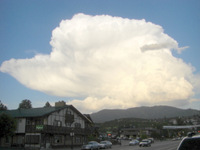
<box><xmin>0</xmin><ymin>0</ymin><xmax>199</xmax><ymax>113</ymax></box>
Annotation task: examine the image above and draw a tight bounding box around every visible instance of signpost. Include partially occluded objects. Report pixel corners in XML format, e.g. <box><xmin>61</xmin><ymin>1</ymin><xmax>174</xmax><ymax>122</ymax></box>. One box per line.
<box><xmin>70</xmin><ymin>129</ymin><xmax>74</xmax><ymax>150</ymax></box>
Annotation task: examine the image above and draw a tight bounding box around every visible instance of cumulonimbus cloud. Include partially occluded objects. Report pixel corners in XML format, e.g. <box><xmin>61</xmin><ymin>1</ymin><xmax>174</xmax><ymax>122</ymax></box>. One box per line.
<box><xmin>1</xmin><ymin>13</ymin><xmax>199</xmax><ymax>113</ymax></box>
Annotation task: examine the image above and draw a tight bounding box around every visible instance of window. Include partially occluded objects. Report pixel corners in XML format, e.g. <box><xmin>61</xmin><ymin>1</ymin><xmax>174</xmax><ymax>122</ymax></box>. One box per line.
<box><xmin>26</xmin><ymin>119</ymin><xmax>32</xmax><ymax>125</ymax></box>
<box><xmin>25</xmin><ymin>135</ymin><xmax>40</xmax><ymax>144</ymax></box>
<box><xmin>75</xmin><ymin>137</ymin><xmax>81</xmax><ymax>144</ymax></box>
<box><xmin>54</xmin><ymin>136</ymin><xmax>62</xmax><ymax>144</ymax></box>
<box><xmin>65</xmin><ymin>111</ymin><xmax>74</xmax><ymax>125</ymax></box>
<box><xmin>5</xmin><ymin>137</ymin><xmax>9</xmax><ymax>143</ymax></box>
<box><xmin>44</xmin><ymin>118</ymin><xmax>48</xmax><ymax>125</ymax></box>
<box><xmin>35</xmin><ymin>119</ymin><xmax>43</xmax><ymax>125</ymax></box>
<box><xmin>53</xmin><ymin>120</ymin><xmax>62</xmax><ymax>126</ymax></box>
<box><xmin>75</xmin><ymin>123</ymin><xmax>81</xmax><ymax>128</ymax></box>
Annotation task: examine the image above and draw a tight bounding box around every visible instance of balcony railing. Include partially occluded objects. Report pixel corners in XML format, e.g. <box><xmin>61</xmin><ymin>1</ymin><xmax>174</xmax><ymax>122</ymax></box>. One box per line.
<box><xmin>25</xmin><ymin>125</ymin><xmax>91</xmax><ymax>135</ymax></box>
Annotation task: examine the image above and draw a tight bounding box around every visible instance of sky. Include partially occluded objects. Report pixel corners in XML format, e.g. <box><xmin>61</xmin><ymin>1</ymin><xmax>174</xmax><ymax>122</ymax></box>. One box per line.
<box><xmin>0</xmin><ymin>0</ymin><xmax>200</xmax><ymax>114</ymax></box>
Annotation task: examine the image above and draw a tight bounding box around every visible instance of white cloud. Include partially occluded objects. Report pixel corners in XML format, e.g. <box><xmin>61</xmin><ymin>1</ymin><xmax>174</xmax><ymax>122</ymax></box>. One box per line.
<box><xmin>1</xmin><ymin>13</ymin><xmax>200</xmax><ymax>113</ymax></box>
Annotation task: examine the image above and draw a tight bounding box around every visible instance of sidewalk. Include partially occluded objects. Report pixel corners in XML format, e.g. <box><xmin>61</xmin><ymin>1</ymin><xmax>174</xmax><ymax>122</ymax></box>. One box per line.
<box><xmin>43</xmin><ymin>147</ymin><xmax>81</xmax><ymax>150</ymax></box>
<box><xmin>0</xmin><ymin>147</ymin><xmax>81</xmax><ymax>150</ymax></box>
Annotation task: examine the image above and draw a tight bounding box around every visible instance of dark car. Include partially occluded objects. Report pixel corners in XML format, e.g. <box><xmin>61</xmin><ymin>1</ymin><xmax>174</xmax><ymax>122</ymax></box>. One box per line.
<box><xmin>177</xmin><ymin>133</ymin><xmax>200</xmax><ymax>150</ymax></box>
<box><xmin>139</xmin><ymin>139</ymin><xmax>151</xmax><ymax>147</ymax></box>
<box><xmin>81</xmin><ymin>141</ymin><xmax>100</xmax><ymax>150</ymax></box>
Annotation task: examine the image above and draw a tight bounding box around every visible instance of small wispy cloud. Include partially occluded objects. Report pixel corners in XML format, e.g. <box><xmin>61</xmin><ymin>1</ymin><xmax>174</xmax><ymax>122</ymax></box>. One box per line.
<box><xmin>177</xmin><ymin>46</ymin><xmax>189</xmax><ymax>54</ymax></box>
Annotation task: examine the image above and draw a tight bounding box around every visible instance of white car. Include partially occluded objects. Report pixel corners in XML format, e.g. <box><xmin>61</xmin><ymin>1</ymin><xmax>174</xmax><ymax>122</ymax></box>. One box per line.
<box><xmin>81</xmin><ymin>141</ymin><xmax>100</xmax><ymax>150</ymax></box>
<box><xmin>139</xmin><ymin>139</ymin><xmax>151</xmax><ymax>147</ymax></box>
<box><xmin>99</xmin><ymin>141</ymin><xmax>112</xmax><ymax>149</ymax></box>
<box><xmin>129</xmin><ymin>139</ymin><xmax>139</xmax><ymax>146</ymax></box>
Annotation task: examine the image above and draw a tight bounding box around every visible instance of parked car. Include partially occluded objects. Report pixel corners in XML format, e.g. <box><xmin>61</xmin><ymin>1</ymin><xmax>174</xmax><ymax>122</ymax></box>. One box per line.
<box><xmin>139</xmin><ymin>139</ymin><xmax>151</xmax><ymax>147</ymax></box>
<box><xmin>172</xmin><ymin>137</ymin><xmax>180</xmax><ymax>141</ymax></box>
<box><xmin>99</xmin><ymin>141</ymin><xmax>112</xmax><ymax>149</ymax></box>
<box><xmin>177</xmin><ymin>133</ymin><xmax>200</xmax><ymax>150</ymax></box>
<box><xmin>129</xmin><ymin>139</ymin><xmax>139</xmax><ymax>146</ymax></box>
<box><xmin>81</xmin><ymin>141</ymin><xmax>100</xmax><ymax>150</ymax></box>
<box><xmin>99</xmin><ymin>142</ymin><xmax>106</xmax><ymax>149</ymax></box>
<box><xmin>148</xmin><ymin>138</ymin><xmax>154</xmax><ymax>143</ymax></box>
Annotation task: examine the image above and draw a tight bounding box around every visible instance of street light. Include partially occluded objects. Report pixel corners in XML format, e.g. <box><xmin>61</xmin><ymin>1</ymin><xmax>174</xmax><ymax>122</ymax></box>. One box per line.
<box><xmin>70</xmin><ymin>129</ymin><xmax>75</xmax><ymax>150</ymax></box>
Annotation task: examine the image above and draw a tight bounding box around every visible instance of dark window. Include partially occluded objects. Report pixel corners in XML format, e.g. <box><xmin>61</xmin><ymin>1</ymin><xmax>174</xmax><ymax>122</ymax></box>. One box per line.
<box><xmin>26</xmin><ymin>119</ymin><xmax>32</xmax><ymax>125</ymax></box>
<box><xmin>75</xmin><ymin>137</ymin><xmax>81</xmax><ymax>144</ymax></box>
<box><xmin>75</xmin><ymin>123</ymin><xmax>81</xmax><ymax>128</ymax></box>
<box><xmin>5</xmin><ymin>137</ymin><xmax>9</xmax><ymax>143</ymax></box>
<box><xmin>35</xmin><ymin>119</ymin><xmax>43</xmax><ymax>125</ymax></box>
<box><xmin>53</xmin><ymin>120</ymin><xmax>62</xmax><ymax>126</ymax></box>
<box><xmin>54</xmin><ymin>136</ymin><xmax>62</xmax><ymax>144</ymax></box>
<box><xmin>65</xmin><ymin>111</ymin><xmax>74</xmax><ymax>125</ymax></box>
<box><xmin>178</xmin><ymin>138</ymin><xmax>200</xmax><ymax>150</ymax></box>
<box><xmin>25</xmin><ymin>135</ymin><xmax>40</xmax><ymax>144</ymax></box>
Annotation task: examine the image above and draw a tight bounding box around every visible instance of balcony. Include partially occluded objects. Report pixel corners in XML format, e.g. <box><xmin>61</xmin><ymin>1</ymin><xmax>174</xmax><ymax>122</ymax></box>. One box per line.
<box><xmin>25</xmin><ymin>125</ymin><xmax>89</xmax><ymax>135</ymax></box>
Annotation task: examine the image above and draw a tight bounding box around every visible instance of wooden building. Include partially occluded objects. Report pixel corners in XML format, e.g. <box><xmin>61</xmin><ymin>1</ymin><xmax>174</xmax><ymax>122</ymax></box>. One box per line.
<box><xmin>0</xmin><ymin>103</ymin><xmax>94</xmax><ymax>149</ymax></box>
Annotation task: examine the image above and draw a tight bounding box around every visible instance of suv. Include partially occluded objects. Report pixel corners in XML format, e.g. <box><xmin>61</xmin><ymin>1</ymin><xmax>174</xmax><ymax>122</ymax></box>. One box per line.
<box><xmin>177</xmin><ymin>132</ymin><xmax>200</xmax><ymax>150</ymax></box>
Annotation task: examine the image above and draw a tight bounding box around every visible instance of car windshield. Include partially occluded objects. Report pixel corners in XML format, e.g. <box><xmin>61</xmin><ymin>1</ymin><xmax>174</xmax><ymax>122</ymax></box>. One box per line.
<box><xmin>88</xmin><ymin>142</ymin><xmax>94</xmax><ymax>145</ymax></box>
<box><xmin>179</xmin><ymin>138</ymin><xmax>200</xmax><ymax>150</ymax></box>
<box><xmin>100</xmin><ymin>142</ymin><xmax>106</xmax><ymax>144</ymax></box>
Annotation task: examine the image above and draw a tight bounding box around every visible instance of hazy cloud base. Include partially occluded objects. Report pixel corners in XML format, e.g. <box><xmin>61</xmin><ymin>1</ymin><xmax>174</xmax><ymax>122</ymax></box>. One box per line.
<box><xmin>1</xmin><ymin>14</ymin><xmax>200</xmax><ymax>113</ymax></box>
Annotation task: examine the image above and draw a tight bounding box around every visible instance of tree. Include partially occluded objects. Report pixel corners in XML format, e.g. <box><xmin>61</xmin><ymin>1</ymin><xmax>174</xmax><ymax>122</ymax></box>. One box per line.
<box><xmin>0</xmin><ymin>113</ymin><xmax>16</xmax><ymax>137</ymax></box>
<box><xmin>18</xmin><ymin>99</ymin><xmax>32</xmax><ymax>109</ymax></box>
<box><xmin>177</xmin><ymin>117</ymin><xmax>184</xmax><ymax>125</ymax></box>
<box><xmin>44</xmin><ymin>101</ymin><xmax>51</xmax><ymax>107</ymax></box>
<box><xmin>0</xmin><ymin>101</ymin><xmax>7</xmax><ymax>110</ymax></box>
<box><xmin>139</xmin><ymin>130</ymin><xmax>148</xmax><ymax>139</ymax></box>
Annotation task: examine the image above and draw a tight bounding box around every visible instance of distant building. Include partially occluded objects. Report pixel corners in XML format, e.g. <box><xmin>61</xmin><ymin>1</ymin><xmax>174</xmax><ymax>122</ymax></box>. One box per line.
<box><xmin>0</xmin><ymin>103</ymin><xmax>95</xmax><ymax>149</ymax></box>
<box><xmin>121</xmin><ymin>127</ymin><xmax>159</xmax><ymax>139</ymax></box>
<box><xmin>169</xmin><ymin>119</ymin><xmax>178</xmax><ymax>125</ymax></box>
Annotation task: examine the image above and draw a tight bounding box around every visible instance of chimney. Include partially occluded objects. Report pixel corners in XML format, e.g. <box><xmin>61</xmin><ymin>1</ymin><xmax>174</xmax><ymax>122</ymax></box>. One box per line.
<box><xmin>55</xmin><ymin>101</ymin><xmax>66</xmax><ymax>107</ymax></box>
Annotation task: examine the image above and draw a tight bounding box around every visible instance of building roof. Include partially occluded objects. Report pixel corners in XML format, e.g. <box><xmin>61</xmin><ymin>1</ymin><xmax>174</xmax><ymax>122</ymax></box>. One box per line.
<box><xmin>84</xmin><ymin>114</ymin><xmax>94</xmax><ymax>123</ymax></box>
<box><xmin>0</xmin><ymin>106</ymin><xmax>66</xmax><ymax>118</ymax></box>
<box><xmin>0</xmin><ymin>105</ymin><xmax>93</xmax><ymax>123</ymax></box>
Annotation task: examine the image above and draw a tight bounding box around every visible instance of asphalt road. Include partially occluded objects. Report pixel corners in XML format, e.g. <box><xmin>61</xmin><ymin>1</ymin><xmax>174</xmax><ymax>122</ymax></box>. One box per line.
<box><xmin>110</xmin><ymin>140</ymin><xmax>181</xmax><ymax>150</ymax></box>
<box><xmin>0</xmin><ymin>140</ymin><xmax>181</xmax><ymax>150</ymax></box>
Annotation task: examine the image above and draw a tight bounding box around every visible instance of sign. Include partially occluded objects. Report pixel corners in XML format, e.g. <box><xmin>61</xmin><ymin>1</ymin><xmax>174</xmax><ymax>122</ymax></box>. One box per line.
<box><xmin>36</xmin><ymin>125</ymin><xmax>44</xmax><ymax>130</ymax></box>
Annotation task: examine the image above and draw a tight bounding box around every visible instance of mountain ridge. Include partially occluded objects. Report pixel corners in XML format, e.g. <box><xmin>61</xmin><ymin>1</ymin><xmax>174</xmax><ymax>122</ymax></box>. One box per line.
<box><xmin>90</xmin><ymin>105</ymin><xmax>200</xmax><ymax>123</ymax></box>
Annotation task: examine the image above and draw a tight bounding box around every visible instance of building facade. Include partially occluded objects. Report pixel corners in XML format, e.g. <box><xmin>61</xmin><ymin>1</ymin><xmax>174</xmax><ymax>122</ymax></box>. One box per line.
<box><xmin>0</xmin><ymin>103</ymin><xmax>94</xmax><ymax>149</ymax></box>
<box><xmin>120</xmin><ymin>127</ymin><xmax>159</xmax><ymax>139</ymax></box>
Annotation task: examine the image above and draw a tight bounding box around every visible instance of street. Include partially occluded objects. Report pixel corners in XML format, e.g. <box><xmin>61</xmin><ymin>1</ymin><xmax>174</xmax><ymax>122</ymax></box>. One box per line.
<box><xmin>109</xmin><ymin>140</ymin><xmax>180</xmax><ymax>150</ymax></box>
<box><xmin>51</xmin><ymin>140</ymin><xmax>181</xmax><ymax>150</ymax></box>
<box><xmin>0</xmin><ymin>140</ymin><xmax>181</xmax><ymax>150</ymax></box>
